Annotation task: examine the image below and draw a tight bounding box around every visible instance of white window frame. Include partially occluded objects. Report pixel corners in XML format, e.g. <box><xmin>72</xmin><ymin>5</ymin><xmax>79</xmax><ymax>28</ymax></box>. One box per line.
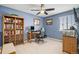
<box><xmin>59</xmin><ymin>15</ymin><xmax>75</xmax><ymax>31</ymax></box>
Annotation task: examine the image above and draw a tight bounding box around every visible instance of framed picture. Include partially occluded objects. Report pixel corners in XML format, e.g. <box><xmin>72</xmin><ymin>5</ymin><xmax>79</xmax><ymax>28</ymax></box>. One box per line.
<box><xmin>34</xmin><ymin>18</ymin><xmax>40</xmax><ymax>25</ymax></box>
<box><xmin>46</xmin><ymin>18</ymin><xmax>53</xmax><ymax>25</ymax></box>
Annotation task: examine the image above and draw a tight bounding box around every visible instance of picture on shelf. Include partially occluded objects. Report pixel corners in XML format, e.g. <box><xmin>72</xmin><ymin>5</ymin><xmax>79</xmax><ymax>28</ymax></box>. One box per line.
<box><xmin>16</xmin><ymin>25</ymin><xmax>23</xmax><ymax>29</ymax></box>
<box><xmin>16</xmin><ymin>19</ymin><xmax>22</xmax><ymax>24</ymax></box>
<box><xmin>16</xmin><ymin>30</ymin><xmax>20</xmax><ymax>34</ymax></box>
<box><xmin>4</xmin><ymin>24</ymin><xmax>14</xmax><ymax>29</ymax></box>
<box><xmin>5</xmin><ymin>18</ymin><xmax>15</xmax><ymax>23</ymax></box>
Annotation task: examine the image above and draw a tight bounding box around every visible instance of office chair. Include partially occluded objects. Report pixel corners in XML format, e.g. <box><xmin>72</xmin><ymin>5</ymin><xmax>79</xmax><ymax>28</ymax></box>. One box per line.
<box><xmin>35</xmin><ymin>30</ymin><xmax>44</xmax><ymax>43</ymax></box>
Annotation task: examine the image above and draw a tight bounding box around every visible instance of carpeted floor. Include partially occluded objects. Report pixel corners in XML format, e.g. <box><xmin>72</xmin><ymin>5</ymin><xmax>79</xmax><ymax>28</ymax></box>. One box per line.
<box><xmin>15</xmin><ymin>37</ymin><xmax>66</xmax><ymax>54</ymax></box>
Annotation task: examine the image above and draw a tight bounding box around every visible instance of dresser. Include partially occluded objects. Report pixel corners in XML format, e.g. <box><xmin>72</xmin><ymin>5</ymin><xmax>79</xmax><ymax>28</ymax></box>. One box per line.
<box><xmin>63</xmin><ymin>35</ymin><xmax>77</xmax><ymax>54</ymax></box>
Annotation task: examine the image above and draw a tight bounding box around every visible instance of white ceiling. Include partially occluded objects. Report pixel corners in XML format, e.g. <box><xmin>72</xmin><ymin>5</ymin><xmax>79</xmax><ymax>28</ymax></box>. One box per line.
<box><xmin>0</xmin><ymin>4</ymin><xmax>79</xmax><ymax>17</ymax></box>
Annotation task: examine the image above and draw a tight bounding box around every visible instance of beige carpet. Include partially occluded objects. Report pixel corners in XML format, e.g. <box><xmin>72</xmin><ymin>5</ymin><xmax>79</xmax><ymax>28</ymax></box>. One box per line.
<box><xmin>15</xmin><ymin>38</ymin><xmax>66</xmax><ymax>54</ymax></box>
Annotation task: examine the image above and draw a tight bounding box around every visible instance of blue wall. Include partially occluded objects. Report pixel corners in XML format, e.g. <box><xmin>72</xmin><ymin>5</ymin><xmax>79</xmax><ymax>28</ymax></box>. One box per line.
<box><xmin>0</xmin><ymin>5</ymin><xmax>44</xmax><ymax>47</ymax></box>
<box><xmin>0</xmin><ymin>16</ymin><xmax>2</xmax><ymax>47</ymax></box>
<box><xmin>43</xmin><ymin>9</ymin><xmax>79</xmax><ymax>39</ymax></box>
<box><xmin>0</xmin><ymin>16</ymin><xmax>2</xmax><ymax>32</ymax></box>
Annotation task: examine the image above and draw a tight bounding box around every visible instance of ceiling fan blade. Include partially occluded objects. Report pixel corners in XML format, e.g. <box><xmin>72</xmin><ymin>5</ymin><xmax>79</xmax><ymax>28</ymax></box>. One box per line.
<box><xmin>31</xmin><ymin>10</ymin><xmax>40</xmax><ymax>11</ymax></box>
<box><xmin>36</xmin><ymin>12</ymin><xmax>40</xmax><ymax>15</ymax></box>
<box><xmin>44</xmin><ymin>11</ymin><xmax>48</xmax><ymax>15</ymax></box>
<box><xmin>46</xmin><ymin>8</ymin><xmax>55</xmax><ymax>11</ymax></box>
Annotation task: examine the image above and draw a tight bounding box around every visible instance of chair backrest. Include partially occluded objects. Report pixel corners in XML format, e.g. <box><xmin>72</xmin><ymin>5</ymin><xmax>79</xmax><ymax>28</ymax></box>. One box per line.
<box><xmin>40</xmin><ymin>28</ymin><xmax>45</xmax><ymax>36</ymax></box>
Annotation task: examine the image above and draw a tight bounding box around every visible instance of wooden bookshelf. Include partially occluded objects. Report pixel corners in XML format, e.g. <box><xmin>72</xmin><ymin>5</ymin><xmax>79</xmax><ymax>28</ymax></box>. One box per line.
<box><xmin>3</xmin><ymin>15</ymin><xmax>24</xmax><ymax>45</ymax></box>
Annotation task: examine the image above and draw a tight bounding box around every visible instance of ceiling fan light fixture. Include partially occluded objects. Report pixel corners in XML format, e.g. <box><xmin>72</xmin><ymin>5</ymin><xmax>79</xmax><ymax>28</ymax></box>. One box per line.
<box><xmin>40</xmin><ymin>10</ymin><xmax>45</xmax><ymax>14</ymax></box>
<box><xmin>31</xmin><ymin>4</ymin><xmax>55</xmax><ymax>15</ymax></box>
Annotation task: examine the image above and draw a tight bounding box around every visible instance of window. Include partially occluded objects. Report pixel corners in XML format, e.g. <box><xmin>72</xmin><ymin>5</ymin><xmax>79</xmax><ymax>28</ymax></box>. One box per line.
<box><xmin>59</xmin><ymin>15</ymin><xmax>75</xmax><ymax>31</ymax></box>
<box><xmin>34</xmin><ymin>18</ymin><xmax>40</xmax><ymax>25</ymax></box>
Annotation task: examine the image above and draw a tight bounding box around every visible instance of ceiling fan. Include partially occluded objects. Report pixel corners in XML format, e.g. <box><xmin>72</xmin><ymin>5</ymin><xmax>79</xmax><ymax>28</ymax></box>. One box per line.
<box><xmin>31</xmin><ymin>4</ymin><xmax>55</xmax><ymax>15</ymax></box>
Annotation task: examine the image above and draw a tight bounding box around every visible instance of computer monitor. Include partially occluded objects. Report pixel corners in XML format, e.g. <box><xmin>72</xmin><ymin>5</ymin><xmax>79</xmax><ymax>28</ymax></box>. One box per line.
<box><xmin>30</xmin><ymin>26</ymin><xmax>34</xmax><ymax>31</ymax></box>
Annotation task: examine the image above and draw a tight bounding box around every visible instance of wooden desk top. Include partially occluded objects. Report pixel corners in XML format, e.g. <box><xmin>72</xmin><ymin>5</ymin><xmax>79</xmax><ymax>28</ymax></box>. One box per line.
<box><xmin>28</xmin><ymin>31</ymin><xmax>40</xmax><ymax>34</ymax></box>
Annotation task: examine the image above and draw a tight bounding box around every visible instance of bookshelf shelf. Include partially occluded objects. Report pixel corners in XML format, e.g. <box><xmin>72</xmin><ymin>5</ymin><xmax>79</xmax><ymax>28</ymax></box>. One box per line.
<box><xmin>4</xmin><ymin>29</ymin><xmax>15</xmax><ymax>30</ymax></box>
<box><xmin>3</xmin><ymin>15</ymin><xmax>24</xmax><ymax>45</ymax></box>
<box><xmin>4</xmin><ymin>22</ymin><xmax>15</xmax><ymax>24</ymax></box>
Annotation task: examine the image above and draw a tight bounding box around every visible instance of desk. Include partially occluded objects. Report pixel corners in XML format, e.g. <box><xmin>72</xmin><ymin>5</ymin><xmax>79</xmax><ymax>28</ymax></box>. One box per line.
<box><xmin>27</xmin><ymin>31</ymin><xmax>40</xmax><ymax>42</ymax></box>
